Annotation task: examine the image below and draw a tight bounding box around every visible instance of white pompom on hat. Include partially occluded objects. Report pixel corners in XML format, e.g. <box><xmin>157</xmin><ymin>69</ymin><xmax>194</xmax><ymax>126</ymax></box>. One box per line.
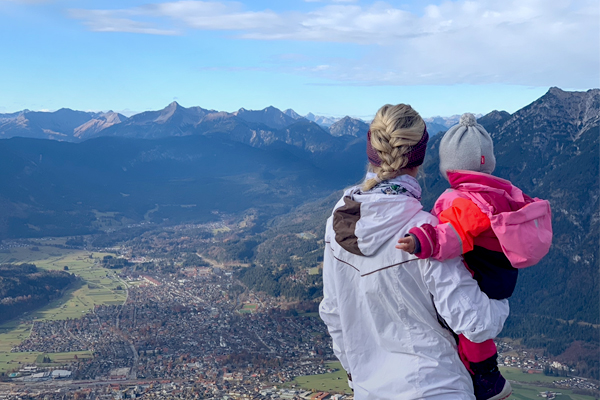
<box><xmin>438</xmin><ymin>113</ymin><xmax>496</xmax><ymax>180</ymax></box>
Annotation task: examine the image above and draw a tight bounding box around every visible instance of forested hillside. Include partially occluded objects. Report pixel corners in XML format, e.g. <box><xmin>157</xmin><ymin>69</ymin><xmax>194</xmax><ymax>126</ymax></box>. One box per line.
<box><xmin>0</xmin><ymin>263</ymin><xmax>76</xmax><ymax>324</ymax></box>
<box><xmin>0</xmin><ymin>135</ymin><xmax>365</xmax><ymax>240</ymax></box>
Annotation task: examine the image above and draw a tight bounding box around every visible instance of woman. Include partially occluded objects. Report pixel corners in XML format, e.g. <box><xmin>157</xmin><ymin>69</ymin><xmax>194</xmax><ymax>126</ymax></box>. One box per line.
<box><xmin>319</xmin><ymin>104</ymin><xmax>509</xmax><ymax>400</ymax></box>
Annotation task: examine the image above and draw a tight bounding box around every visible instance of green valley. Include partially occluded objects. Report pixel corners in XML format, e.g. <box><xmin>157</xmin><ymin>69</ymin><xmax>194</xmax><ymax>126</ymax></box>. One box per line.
<box><xmin>0</xmin><ymin>245</ymin><xmax>127</xmax><ymax>375</ymax></box>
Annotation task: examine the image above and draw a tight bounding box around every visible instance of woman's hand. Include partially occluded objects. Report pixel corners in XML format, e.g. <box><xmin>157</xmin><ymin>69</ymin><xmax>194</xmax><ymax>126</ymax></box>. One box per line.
<box><xmin>396</xmin><ymin>236</ymin><xmax>416</xmax><ymax>253</ymax></box>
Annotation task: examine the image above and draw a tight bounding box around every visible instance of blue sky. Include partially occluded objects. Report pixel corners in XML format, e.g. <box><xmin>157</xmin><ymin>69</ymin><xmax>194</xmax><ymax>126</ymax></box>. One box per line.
<box><xmin>0</xmin><ymin>0</ymin><xmax>598</xmax><ymax>119</ymax></box>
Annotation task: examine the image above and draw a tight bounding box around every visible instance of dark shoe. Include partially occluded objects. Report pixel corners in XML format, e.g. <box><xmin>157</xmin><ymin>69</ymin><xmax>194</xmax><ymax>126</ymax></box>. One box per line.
<box><xmin>475</xmin><ymin>377</ymin><xmax>512</xmax><ymax>400</ymax></box>
<box><xmin>471</xmin><ymin>355</ymin><xmax>513</xmax><ymax>400</ymax></box>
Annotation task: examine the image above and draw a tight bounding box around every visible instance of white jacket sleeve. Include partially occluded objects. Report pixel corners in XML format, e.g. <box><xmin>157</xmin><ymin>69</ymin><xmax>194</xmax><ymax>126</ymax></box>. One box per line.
<box><xmin>423</xmin><ymin>257</ymin><xmax>510</xmax><ymax>343</ymax></box>
<box><xmin>319</xmin><ymin>243</ymin><xmax>351</xmax><ymax>375</ymax></box>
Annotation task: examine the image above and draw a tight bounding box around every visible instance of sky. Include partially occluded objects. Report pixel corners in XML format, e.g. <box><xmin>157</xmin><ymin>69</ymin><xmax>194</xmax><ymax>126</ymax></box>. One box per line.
<box><xmin>0</xmin><ymin>0</ymin><xmax>598</xmax><ymax>119</ymax></box>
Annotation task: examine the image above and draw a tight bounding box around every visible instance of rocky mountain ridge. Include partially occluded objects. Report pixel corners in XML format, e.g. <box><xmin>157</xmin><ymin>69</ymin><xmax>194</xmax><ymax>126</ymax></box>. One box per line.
<box><xmin>73</xmin><ymin>111</ymin><xmax>127</xmax><ymax>138</ymax></box>
<box><xmin>0</xmin><ymin>103</ymin><xmax>371</xmax><ymax>146</ymax></box>
<box><xmin>0</xmin><ymin>108</ymin><xmax>104</xmax><ymax>141</ymax></box>
<box><xmin>234</xmin><ymin>106</ymin><xmax>298</xmax><ymax>130</ymax></box>
<box><xmin>0</xmin><ymin>100</ymin><xmax>483</xmax><ymax>146</ymax></box>
<box><xmin>328</xmin><ymin>116</ymin><xmax>370</xmax><ymax>137</ymax></box>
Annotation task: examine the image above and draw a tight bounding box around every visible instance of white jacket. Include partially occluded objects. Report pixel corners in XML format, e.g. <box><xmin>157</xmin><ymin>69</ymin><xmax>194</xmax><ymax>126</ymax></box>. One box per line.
<box><xmin>319</xmin><ymin>177</ymin><xmax>509</xmax><ymax>400</ymax></box>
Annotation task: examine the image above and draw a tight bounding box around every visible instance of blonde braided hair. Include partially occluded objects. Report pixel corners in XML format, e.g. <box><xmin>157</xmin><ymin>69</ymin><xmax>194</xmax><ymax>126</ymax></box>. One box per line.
<box><xmin>363</xmin><ymin>104</ymin><xmax>426</xmax><ymax>191</ymax></box>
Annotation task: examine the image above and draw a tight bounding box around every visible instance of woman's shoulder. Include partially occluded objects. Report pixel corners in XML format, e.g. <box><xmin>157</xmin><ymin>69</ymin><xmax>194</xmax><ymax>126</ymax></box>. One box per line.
<box><xmin>411</xmin><ymin>207</ymin><xmax>439</xmax><ymax>227</ymax></box>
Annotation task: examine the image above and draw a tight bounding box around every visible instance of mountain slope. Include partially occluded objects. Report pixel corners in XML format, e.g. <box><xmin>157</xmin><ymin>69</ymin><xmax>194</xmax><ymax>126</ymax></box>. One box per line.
<box><xmin>304</xmin><ymin>113</ymin><xmax>340</xmax><ymax>128</ymax></box>
<box><xmin>0</xmin><ymin>109</ymin><xmax>98</xmax><ymax>141</ymax></box>
<box><xmin>74</xmin><ymin>112</ymin><xmax>127</xmax><ymax>139</ymax></box>
<box><xmin>477</xmin><ymin>110</ymin><xmax>511</xmax><ymax>133</ymax></box>
<box><xmin>0</xmin><ymin>110</ymin><xmax>29</xmax><ymax>120</ymax></box>
<box><xmin>0</xmin><ymin>132</ymin><xmax>365</xmax><ymax>239</ymax></box>
<box><xmin>93</xmin><ymin>102</ymin><xmax>213</xmax><ymax>139</ymax></box>
<box><xmin>235</xmin><ymin>106</ymin><xmax>298</xmax><ymax>130</ymax></box>
<box><xmin>283</xmin><ymin>109</ymin><xmax>302</xmax><ymax>119</ymax></box>
<box><xmin>328</xmin><ymin>116</ymin><xmax>369</xmax><ymax>137</ymax></box>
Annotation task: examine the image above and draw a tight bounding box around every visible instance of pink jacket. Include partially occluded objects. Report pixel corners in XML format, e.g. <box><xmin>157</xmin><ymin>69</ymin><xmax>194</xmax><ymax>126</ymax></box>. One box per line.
<box><xmin>410</xmin><ymin>170</ymin><xmax>552</xmax><ymax>269</ymax></box>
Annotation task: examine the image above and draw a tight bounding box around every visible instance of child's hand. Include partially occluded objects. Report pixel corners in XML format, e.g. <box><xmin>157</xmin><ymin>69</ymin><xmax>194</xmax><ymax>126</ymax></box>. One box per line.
<box><xmin>396</xmin><ymin>236</ymin><xmax>416</xmax><ymax>253</ymax></box>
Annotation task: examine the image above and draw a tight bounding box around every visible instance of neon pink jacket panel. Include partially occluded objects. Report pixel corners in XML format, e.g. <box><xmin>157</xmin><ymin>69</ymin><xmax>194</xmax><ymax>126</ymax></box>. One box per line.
<box><xmin>434</xmin><ymin>170</ymin><xmax>552</xmax><ymax>269</ymax></box>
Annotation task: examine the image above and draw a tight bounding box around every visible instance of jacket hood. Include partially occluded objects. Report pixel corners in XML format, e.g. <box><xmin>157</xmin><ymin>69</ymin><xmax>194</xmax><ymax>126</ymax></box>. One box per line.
<box><xmin>447</xmin><ymin>170</ymin><xmax>530</xmax><ymax>208</ymax></box>
<box><xmin>331</xmin><ymin>175</ymin><xmax>424</xmax><ymax>257</ymax></box>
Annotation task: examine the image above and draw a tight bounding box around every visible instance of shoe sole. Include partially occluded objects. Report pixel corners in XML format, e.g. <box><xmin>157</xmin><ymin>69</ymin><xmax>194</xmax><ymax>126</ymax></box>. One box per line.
<box><xmin>487</xmin><ymin>380</ymin><xmax>512</xmax><ymax>400</ymax></box>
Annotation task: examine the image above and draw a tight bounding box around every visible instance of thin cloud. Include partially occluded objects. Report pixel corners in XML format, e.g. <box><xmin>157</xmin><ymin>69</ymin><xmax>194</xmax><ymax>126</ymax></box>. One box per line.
<box><xmin>68</xmin><ymin>9</ymin><xmax>180</xmax><ymax>35</ymax></box>
<box><xmin>1</xmin><ymin>0</ymin><xmax>52</xmax><ymax>3</ymax></box>
<box><xmin>69</xmin><ymin>1</ymin><xmax>427</xmax><ymax>44</ymax></box>
<box><xmin>304</xmin><ymin>0</ymin><xmax>359</xmax><ymax>2</ymax></box>
<box><xmin>197</xmin><ymin>66</ymin><xmax>270</xmax><ymax>72</ymax></box>
<box><xmin>68</xmin><ymin>0</ymin><xmax>599</xmax><ymax>87</ymax></box>
<box><xmin>147</xmin><ymin>1</ymin><xmax>284</xmax><ymax>31</ymax></box>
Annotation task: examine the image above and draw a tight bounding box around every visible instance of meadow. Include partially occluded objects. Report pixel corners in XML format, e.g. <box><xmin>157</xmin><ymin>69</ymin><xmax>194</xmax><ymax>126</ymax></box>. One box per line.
<box><xmin>293</xmin><ymin>363</ymin><xmax>597</xmax><ymax>400</ymax></box>
<box><xmin>499</xmin><ymin>368</ymin><xmax>597</xmax><ymax>399</ymax></box>
<box><xmin>239</xmin><ymin>303</ymin><xmax>259</xmax><ymax>314</ymax></box>
<box><xmin>35</xmin><ymin>351</ymin><xmax>93</xmax><ymax>365</ymax></box>
<box><xmin>509</xmin><ymin>383</ymin><xmax>596</xmax><ymax>400</ymax></box>
<box><xmin>0</xmin><ymin>243</ymin><xmax>127</xmax><ymax>374</ymax></box>
<box><xmin>500</xmin><ymin>367</ymin><xmax>564</xmax><ymax>384</ymax></box>
<box><xmin>293</xmin><ymin>362</ymin><xmax>352</xmax><ymax>394</ymax></box>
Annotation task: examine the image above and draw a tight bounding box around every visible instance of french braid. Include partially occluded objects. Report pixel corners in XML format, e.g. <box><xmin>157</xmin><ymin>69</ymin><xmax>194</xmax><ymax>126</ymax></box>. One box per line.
<box><xmin>363</xmin><ymin>104</ymin><xmax>425</xmax><ymax>191</ymax></box>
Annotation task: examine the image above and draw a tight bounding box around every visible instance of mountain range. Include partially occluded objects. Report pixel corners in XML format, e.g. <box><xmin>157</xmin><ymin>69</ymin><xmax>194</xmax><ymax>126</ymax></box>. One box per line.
<box><xmin>0</xmin><ymin>104</ymin><xmax>374</xmax><ymax>144</ymax></box>
<box><xmin>0</xmin><ymin>103</ymin><xmax>457</xmax><ymax>146</ymax></box>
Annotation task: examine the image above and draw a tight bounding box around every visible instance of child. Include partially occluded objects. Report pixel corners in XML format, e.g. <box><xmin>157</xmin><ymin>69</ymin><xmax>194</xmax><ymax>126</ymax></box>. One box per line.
<box><xmin>396</xmin><ymin>113</ymin><xmax>552</xmax><ymax>400</ymax></box>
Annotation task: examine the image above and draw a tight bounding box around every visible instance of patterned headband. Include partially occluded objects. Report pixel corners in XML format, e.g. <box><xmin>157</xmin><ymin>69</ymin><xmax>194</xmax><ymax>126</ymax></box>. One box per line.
<box><xmin>367</xmin><ymin>126</ymin><xmax>429</xmax><ymax>168</ymax></box>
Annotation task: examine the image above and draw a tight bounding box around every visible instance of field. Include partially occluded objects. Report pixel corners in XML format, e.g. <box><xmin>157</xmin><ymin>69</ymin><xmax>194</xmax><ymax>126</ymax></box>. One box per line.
<box><xmin>500</xmin><ymin>367</ymin><xmax>562</xmax><ymax>384</ymax></box>
<box><xmin>293</xmin><ymin>362</ymin><xmax>352</xmax><ymax>394</ymax></box>
<box><xmin>35</xmin><ymin>351</ymin><xmax>93</xmax><ymax>365</ymax></box>
<box><xmin>92</xmin><ymin>210</ymin><xmax>135</xmax><ymax>230</ymax></box>
<box><xmin>0</xmin><ymin>246</ymin><xmax>127</xmax><ymax>321</ymax></box>
<box><xmin>0</xmin><ymin>351</ymin><xmax>93</xmax><ymax>375</ymax></box>
<box><xmin>500</xmin><ymin>368</ymin><xmax>597</xmax><ymax>400</ymax></box>
<box><xmin>509</xmin><ymin>382</ymin><xmax>596</xmax><ymax>400</ymax></box>
<box><xmin>239</xmin><ymin>303</ymin><xmax>259</xmax><ymax>314</ymax></box>
<box><xmin>212</xmin><ymin>226</ymin><xmax>232</xmax><ymax>235</ymax></box>
<box><xmin>0</xmin><ymin>352</ymin><xmax>40</xmax><ymax>374</ymax></box>
<box><xmin>293</xmin><ymin>364</ymin><xmax>596</xmax><ymax>399</ymax></box>
<box><xmin>0</xmin><ymin>321</ymin><xmax>32</xmax><ymax>353</ymax></box>
<box><xmin>0</xmin><ymin>243</ymin><xmax>129</xmax><ymax>374</ymax></box>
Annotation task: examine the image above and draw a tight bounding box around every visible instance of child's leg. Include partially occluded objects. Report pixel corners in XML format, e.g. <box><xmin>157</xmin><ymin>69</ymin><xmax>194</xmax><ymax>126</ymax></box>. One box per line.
<box><xmin>458</xmin><ymin>334</ymin><xmax>497</xmax><ymax>371</ymax></box>
<box><xmin>458</xmin><ymin>335</ymin><xmax>511</xmax><ymax>400</ymax></box>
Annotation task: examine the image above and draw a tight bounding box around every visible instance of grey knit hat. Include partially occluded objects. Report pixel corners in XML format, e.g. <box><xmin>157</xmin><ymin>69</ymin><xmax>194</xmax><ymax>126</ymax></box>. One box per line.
<box><xmin>439</xmin><ymin>113</ymin><xmax>496</xmax><ymax>180</ymax></box>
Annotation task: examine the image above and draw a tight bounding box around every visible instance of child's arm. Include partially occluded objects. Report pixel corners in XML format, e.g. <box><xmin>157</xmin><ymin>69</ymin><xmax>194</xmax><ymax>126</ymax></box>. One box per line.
<box><xmin>397</xmin><ymin>198</ymin><xmax>491</xmax><ymax>260</ymax></box>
